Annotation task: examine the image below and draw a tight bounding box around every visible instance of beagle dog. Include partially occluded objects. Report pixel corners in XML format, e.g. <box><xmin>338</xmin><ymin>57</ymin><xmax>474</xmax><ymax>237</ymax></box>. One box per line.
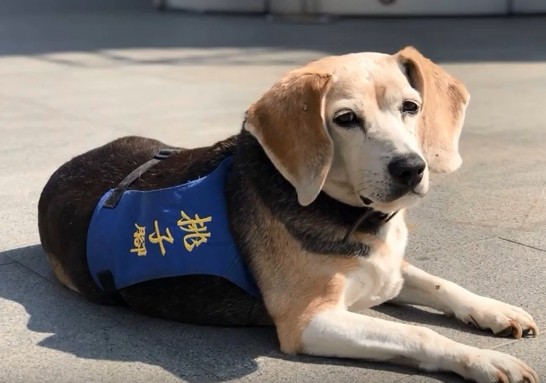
<box><xmin>38</xmin><ymin>47</ymin><xmax>539</xmax><ymax>383</ymax></box>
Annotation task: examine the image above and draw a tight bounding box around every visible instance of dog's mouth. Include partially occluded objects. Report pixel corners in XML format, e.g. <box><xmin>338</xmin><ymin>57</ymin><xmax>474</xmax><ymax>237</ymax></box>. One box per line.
<box><xmin>342</xmin><ymin>196</ymin><xmax>398</xmax><ymax>243</ymax></box>
<box><xmin>360</xmin><ymin>196</ymin><xmax>373</xmax><ymax>206</ymax></box>
<box><xmin>410</xmin><ymin>189</ymin><xmax>427</xmax><ymax>198</ymax></box>
<box><xmin>360</xmin><ymin>186</ymin><xmax>426</xmax><ymax>206</ymax></box>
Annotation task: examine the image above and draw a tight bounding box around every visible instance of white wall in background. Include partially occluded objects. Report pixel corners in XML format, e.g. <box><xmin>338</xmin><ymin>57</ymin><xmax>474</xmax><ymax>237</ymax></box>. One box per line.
<box><xmin>164</xmin><ymin>0</ymin><xmax>266</xmax><ymax>13</ymax></box>
<box><xmin>270</xmin><ymin>0</ymin><xmax>507</xmax><ymax>16</ymax></box>
<box><xmin>162</xmin><ymin>0</ymin><xmax>546</xmax><ymax>15</ymax></box>
<box><xmin>511</xmin><ymin>0</ymin><xmax>546</xmax><ymax>12</ymax></box>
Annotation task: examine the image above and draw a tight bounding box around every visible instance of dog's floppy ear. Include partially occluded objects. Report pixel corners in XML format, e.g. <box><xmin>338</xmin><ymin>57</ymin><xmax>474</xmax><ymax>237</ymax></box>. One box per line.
<box><xmin>244</xmin><ymin>71</ymin><xmax>333</xmax><ymax>206</ymax></box>
<box><xmin>397</xmin><ymin>46</ymin><xmax>470</xmax><ymax>173</ymax></box>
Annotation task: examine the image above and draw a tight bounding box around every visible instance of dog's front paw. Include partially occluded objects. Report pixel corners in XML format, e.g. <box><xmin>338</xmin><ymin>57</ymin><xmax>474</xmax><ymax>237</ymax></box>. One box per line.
<box><xmin>454</xmin><ymin>296</ymin><xmax>539</xmax><ymax>338</ymax></box>
<box><xmin>456</xmin><ymin>349</ymin><xmax>539</xmax><ymax>383</ymax></box>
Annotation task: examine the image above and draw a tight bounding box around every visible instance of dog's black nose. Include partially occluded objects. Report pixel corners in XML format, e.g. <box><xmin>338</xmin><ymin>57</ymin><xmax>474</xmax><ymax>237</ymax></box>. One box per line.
<box><xmin>388</xmin><ymin>154</ymin><xmax>426</xmax><ymax>187</ymax></box>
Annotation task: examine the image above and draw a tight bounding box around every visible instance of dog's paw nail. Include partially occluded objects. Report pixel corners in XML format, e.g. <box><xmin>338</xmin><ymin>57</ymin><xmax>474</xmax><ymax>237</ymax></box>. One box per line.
<box><xmin>496</xmin><ymin>326</ymin><xmax>514</xmax><ymax>337</ymax></box>
<box><xmin>495</xmin><ymin>320</ymin><xmax>523</xmax><ymax>339</ymax></box>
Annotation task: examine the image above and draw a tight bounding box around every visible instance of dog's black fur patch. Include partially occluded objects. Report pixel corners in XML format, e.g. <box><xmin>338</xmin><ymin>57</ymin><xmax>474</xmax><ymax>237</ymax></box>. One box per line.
<box><xmin>39</xmin><ymin>131</ymin><xmax>387</xmax><ymax>326</ymax></box>
<box><xmin>227</xmin><ymin>131</ymin><xmax>384</xmax><ymax>259</ymax></box>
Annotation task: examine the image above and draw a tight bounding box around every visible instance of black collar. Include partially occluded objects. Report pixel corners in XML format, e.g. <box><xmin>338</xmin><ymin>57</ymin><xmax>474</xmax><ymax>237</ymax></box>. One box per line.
<box><xmin>342</xmin><ymin>209</ymin><xmax>398</xmax><ymax>243</ymax></box>
<box><xmin>287</xmin><ymin>208</ymin><xmax>399</xmax><ymax>258</ymax></box>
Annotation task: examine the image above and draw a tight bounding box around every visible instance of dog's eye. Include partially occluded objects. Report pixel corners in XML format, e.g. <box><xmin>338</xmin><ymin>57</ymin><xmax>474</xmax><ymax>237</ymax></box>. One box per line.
<box><xmin>333</xmin><ymin>110</ymin><xmax>359</xmax><ymax>128</ymax></box>
<box><xmin>402</xmin><ymin>100</ymin><xmax>419</xmax><ymax>115</ymax></box>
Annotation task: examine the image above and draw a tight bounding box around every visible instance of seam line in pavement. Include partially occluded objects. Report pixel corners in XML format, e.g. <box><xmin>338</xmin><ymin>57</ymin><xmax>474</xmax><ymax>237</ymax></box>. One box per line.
<box><xmin>498</xmin><ymin>237</ymin><xmax>546</xmax><ymax>252</ymax></box>
<box><xmin>490</xmin><ymin>331</ymin><xmax>543</xmax><ymax>351</ymax></box>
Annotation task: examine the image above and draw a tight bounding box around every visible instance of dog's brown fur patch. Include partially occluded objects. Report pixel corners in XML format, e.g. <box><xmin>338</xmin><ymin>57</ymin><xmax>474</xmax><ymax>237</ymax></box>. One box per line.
<box><xmin>243</xmin><ymin>196</ymin><xmax>360</xmax><ymax>353</ymax></box>
<box><xmin>47</xmin><ymin>253</ymin><xmax>79</xmax><ymax>293</ymax></box>
<box><xmin>245</xmin><ymin>72</ymin><xmax>333</xmax><ymax>206</ymax></box>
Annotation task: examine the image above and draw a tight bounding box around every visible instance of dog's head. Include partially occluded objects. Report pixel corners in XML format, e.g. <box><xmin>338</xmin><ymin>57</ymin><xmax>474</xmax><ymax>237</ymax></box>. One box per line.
<box><xmin>244</xmin><ymin>47</ymin><xmax>470</xmax><ymax>212</ymax></box>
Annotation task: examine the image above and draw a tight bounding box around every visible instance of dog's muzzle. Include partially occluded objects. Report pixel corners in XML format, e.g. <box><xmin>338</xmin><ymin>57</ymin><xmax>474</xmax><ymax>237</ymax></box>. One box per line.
<box><xmin>387</xmin><ymin>153</ymin><xmax>426</xmax><ymax>191</ymax></box>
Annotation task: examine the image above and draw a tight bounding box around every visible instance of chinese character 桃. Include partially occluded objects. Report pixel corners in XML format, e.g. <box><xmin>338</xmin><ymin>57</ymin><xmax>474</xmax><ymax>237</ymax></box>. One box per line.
<box><xmin>148</xmin><ymin>219</ymin><xmax>174</xmax><ymax>256</ymax></box>
<box><xmin>130</xmin><ymin>223</ymin><xmax>147</xmax><ymax>256</ymax></box>
<box><xmin>177</xmin><ymin>211</ymin><xmax>212</xmax><ymax>252</ymax></box>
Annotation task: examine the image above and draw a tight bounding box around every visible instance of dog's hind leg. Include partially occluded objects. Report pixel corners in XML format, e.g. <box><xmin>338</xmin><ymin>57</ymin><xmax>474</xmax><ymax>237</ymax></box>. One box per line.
<box><xmin>47</xmin><ymin>253</ymin><xmax>79</xmax><ymax>293</ymax></box>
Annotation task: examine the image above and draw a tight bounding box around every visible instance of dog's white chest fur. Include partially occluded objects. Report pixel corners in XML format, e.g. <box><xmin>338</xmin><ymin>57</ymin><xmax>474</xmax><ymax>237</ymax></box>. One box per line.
<box><xmin>343</xmin><ymin>213</ymin><xmax>407</xmax><ymax>310</ymax></box>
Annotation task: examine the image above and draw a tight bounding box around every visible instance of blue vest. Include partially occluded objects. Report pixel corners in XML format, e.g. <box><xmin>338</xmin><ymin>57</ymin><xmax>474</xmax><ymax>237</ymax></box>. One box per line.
<box><xmin>86</xmin><ymin>157</ymin><xmax>260</xmax><ymax>297</ymax></box>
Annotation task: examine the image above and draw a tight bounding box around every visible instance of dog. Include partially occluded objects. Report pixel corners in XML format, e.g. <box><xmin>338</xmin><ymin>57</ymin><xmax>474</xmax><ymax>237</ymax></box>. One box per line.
<box><xmin>38</xmin><ymin>46</ymin><xmax>539</xmax><ymax>383</ymax></box>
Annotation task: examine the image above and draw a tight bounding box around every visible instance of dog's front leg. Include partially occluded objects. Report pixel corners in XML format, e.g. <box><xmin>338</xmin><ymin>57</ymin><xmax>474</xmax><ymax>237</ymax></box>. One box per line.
<box><xmin>392</xmin><ymin>262</ymin><xmax>539</xmax><ymax>338</ymax></box>
<box><xmin>298</xmin><ymin>310</ymin><xmax>538</xmax><ymax>382</ymax></box>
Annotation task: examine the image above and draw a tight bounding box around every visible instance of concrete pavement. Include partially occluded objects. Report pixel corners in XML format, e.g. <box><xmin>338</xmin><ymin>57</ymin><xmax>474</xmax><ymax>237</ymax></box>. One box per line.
<box><xmin>0</xmin><ymin>1</ymin><xmax>545</xmax><ymax>382</ymax></box>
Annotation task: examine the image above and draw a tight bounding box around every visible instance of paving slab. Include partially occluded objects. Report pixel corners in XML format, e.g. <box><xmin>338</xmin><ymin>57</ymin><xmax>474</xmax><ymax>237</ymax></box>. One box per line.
<box><xmin>1</xmin><ymin>0</ymin><xmax>545</xmax><ymax>382</ymax></box>
<box><xmin>497</xmin><ymin>225</ymin><xmax>546</xmax><ymax>253</ymax></box>
<box><xmin>1</xmin><ymin>327</ymin><xmax>218</xmax><ymax>383</ymax></box>
<box><xmin>0</xmin><ymin>262</ymin><xmax>120</xmax><ymax>353</ymax></box>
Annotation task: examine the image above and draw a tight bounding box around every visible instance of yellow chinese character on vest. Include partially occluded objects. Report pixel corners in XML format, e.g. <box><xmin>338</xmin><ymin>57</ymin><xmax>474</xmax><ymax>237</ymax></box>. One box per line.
<box><xmin>130</xmin><ymin>223</ymin><xmax>147</xmax><ymax>256</ymax></box>
<box><xmin>177</xmin><ymin>211</ymin><xmax>212</xmax><ymax>252</ymax></box>
<box><xmin>148</xmin><ymin>220</ymin><xmax>174</xmax><ymax>256</ymax></box>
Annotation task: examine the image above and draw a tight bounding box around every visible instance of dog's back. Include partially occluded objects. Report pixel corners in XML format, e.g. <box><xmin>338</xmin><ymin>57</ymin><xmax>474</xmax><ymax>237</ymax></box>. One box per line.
<box><xmin>38</xmin><ymin>135</ymin><xmax>270</xmax><ymax>325</ymax></box>
<box><xmin>39</xmin><ymin>136</ymin><xmax>169</xmax><ymax>303</ymax></box>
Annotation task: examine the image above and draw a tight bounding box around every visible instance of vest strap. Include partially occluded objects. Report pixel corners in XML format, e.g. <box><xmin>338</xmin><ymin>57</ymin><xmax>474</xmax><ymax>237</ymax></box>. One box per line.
<box><xmin>96</xmin><ymin>147</ymin><xmax>180</xmax><ymax>300</ymax></box>
<box><xmin>97</xmin><ymin>270</ymin><xmax>124</xmax><ymax>303</ymax></box>
<box><xmin>103</xmin><ymin>148</ymin><xmax>181</xmax><ymax>209</ymax></box>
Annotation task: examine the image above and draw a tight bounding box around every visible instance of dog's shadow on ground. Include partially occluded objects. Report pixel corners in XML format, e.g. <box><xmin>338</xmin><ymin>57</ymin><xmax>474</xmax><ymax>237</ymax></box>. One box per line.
<box><xmin>0</xmin><ymin>245</ymin><xmax>473</xmax><ymax>382</ymax></box>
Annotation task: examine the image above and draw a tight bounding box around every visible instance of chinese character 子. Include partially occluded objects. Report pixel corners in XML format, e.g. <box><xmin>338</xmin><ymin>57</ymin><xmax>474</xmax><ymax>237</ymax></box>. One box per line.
<box><xmin>130</xmin><ymin>223</ymin><xmax>147</xmax><ymax>256</ymax></box>
<box><xmin>148</xmin><ymin>220</ymin><xmax>174</xmax><ymax>256</ymax></box>
<box><xmin>177</xmin><ymin>211</ymin><xmax>212</xmax><ymax>252</ymax></box>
